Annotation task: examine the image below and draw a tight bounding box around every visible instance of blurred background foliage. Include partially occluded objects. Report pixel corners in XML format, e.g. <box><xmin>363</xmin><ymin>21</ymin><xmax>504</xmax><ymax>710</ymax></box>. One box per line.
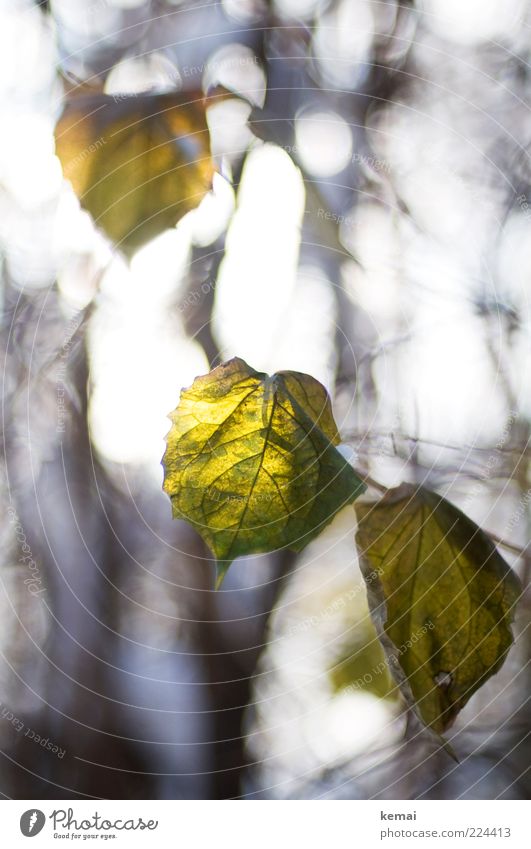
<box><xmin>0</xmin><ymin>0</ymin><xmax>529</xmax><ymax>799</ymax></box>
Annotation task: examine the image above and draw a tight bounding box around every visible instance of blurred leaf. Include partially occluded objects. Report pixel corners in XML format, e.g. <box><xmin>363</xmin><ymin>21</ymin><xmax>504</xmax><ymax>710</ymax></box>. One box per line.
<box><xmin>356</xmin><ymin>485</ymin><xmax>521</xmax><ymax>733</ymax></box>
<box><xmin>55</xmin><ymin>91</ymin><xmax>214</xmax><ymax>255</ymax></box>
<box><xmin>330</xmin><ymin>622</ymin><xmax>398</xmax><ymax>701</ymax></box>
<box><xmin>163</xmin><ymin>357</ymin><xmax>366</xmax><ymax>585</ymax></box>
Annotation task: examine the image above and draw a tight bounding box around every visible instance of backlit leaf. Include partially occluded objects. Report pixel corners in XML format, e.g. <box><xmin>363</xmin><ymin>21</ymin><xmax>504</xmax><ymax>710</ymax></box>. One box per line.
<box><xmin>356</xmin><ymin>484</ymin><xmax>520</xmax><ymax>734</ymax></box>
<box><xmin>55</xmin><ymin>91</ymin><xmax>214</xmax><ymax>255</ymax></box>
<box><xmin>329</xmin><ymin>621</ymin><xmax>398</xmax><ymax>701</ymax></box>
<box><xmin>163</xmin><ymin>358</ymin><xmax>366</xmax><ymax>585</ymax></box>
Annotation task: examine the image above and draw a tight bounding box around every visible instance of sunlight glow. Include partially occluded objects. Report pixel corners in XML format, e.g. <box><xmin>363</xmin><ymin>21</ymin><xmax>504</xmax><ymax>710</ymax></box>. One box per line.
<box><xmin>0</xmin><ymin>114</ymin><xmax>61</xmax><ymax>208</ymax></box>
<box><xmin>213</xmin><ymin>143</ymin><xmax>306</xmax><ymax>371</ymax></box>
<box><xmin>295</xmin><ymin>110</ymin><xmax>353</xmax><ymax>178</ymax></box>
<box><xmin>422</xmin><ymin>0</ymin><xmax>525</xmax><ymax>43</ymax></box>
<box><xmin>314</xmin><ymin>0</ymin><xmax>374</xmax><ymax>87</ymax></box>
<box><xmin>305</xmin><ymin>691</ymin><xmax>392</xmax><ymax>764</ymax></box>
<box><xmin>88</xmin><ymin>241</ymin><xmax>209</xmax><ymax>470</ymax></box>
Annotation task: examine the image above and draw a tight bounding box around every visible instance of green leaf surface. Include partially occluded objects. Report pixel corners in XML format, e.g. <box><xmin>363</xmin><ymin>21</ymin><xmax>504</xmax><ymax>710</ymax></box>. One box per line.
<box><xmin>356</xmin><ymin>484</ymin><xmax>521</xmax><ymax>733</ymax></box>
<box><xmin>163</xmin><ymin>358</ymin><xmax>366</xmax><ymax>584</ymax></box>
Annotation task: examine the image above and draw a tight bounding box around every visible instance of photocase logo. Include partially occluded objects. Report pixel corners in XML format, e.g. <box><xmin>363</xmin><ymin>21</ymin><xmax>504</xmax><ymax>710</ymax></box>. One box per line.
<box><xmin>20</xmin><ymin>810</ymin><xmax>46</xmax><ymax>837</ymax></box>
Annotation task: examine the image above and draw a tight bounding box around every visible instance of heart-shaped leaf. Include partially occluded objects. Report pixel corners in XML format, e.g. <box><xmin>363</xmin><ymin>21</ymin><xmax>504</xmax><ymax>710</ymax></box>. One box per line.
<box><xmin>356</xmin><ymin>484</ymin><xmax>521</xmax><ymax>734</ymax></box>
<box><xmin>55</xmin><ymin>91</ymin><xmax>214</xmax><ymax>255</ymax></box>
<box><xmin>163</xmin><ymin>358</ymin><xmax>366</xmax><ymax>585</ymax></box>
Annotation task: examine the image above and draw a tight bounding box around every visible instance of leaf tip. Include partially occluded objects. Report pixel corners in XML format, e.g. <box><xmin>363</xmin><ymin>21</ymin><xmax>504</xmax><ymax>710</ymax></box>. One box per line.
<box><xmin>214</xmin><ymin>560</ymin><xmax>232</xmax><ymax>590</ymax></box>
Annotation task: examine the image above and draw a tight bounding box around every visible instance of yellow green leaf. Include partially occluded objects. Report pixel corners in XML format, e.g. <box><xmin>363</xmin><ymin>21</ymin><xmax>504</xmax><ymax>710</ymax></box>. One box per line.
<box><xmin>55</xmin><ymin>91</ymin><xmax>214</xmax><ymax>255</ymax></box>
<box><xmin>356</xmin><ymin>485</ymin><xmax>521</xmax><ymax>733</ymax></box>
<box><xmin>329</xmin><ymin>621</ymin><xmax>398</xmax><ymax>701</ymax></box>
<box><xmin>163</xmin><ymin>358</ymin><xmax>366</xmax><ymax>585</ymax></box>
<box><xmin>274</xmin><ymin>370</ymin><xmax>341</xmax><ymax>445</ymax></box>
